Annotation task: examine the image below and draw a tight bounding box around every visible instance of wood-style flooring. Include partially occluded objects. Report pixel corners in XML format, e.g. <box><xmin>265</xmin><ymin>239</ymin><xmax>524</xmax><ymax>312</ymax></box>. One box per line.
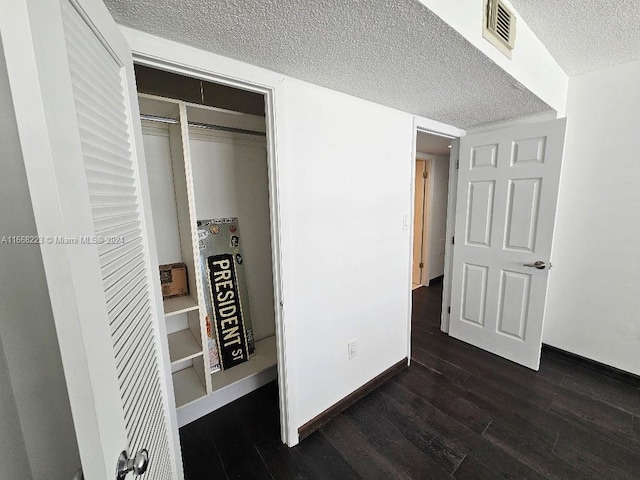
<box><xmin>180</xmin><ymin>280</ymin><xmax>640</xmax><ymax>479</ymax></box>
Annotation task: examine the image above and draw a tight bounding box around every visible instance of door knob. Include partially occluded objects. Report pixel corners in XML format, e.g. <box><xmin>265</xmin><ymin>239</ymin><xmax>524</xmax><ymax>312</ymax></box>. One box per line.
<box><xmin>523</xmin><ymin>260</ymin><xmax>546</xmax><ymax>270</ymax></box>
<box><xmin>116</xmin><ymin>449</ymin><xmax>149</xmax><ymax>479</ymax></box>
<box><xmin>72</xmin><ymin>468</ymin><xmax>84</xmax><ymax>480</ymax></box>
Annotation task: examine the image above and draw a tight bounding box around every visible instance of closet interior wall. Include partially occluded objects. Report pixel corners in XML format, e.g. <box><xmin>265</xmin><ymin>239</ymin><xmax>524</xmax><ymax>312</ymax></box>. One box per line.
<box><xmin>136</xmin><ymin>71</ymin><xmax>277</xmax><ymax>427</ymax></box>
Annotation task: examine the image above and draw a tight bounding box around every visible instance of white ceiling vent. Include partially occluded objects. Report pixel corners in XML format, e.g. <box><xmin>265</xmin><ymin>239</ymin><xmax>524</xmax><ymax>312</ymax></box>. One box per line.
<box><xmin>483</xmin><ymin>0</ymin><xmax>517</xmax><ymax>59</ymax></box>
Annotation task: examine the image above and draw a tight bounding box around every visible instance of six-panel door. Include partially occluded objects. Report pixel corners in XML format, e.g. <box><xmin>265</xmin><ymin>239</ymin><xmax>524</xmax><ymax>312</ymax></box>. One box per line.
<box><xmin>449</xmin><ymin>119</ymin><xmax>567</xmax><ymax>370</ymax></box>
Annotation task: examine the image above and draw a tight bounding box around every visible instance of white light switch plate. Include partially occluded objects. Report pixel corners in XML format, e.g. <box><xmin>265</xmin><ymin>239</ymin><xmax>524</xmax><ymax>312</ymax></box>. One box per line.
<box><xmin>348</xmin><ymin>340</ymin><xmax>357</xmax><ymax>360</ymax></box>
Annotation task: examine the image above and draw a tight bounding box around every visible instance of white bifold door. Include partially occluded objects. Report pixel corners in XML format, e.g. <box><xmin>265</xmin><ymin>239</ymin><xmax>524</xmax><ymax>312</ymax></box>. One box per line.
<box><xmin>1</xmin><ymin>0</ymin><xmax>182</xmax><ymax>479</ymax></box>
<box><xmin>449</xmin><ymin>119</ymin><xmax>567</xmax><ymax>370</ymax></box>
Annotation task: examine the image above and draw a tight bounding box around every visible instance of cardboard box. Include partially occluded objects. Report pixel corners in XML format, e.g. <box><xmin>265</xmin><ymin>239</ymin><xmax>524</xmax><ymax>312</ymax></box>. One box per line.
<box><xmin>159</xmin><ymin>263</ymin><xmax>188</xmax><ymax>299</ymax></box>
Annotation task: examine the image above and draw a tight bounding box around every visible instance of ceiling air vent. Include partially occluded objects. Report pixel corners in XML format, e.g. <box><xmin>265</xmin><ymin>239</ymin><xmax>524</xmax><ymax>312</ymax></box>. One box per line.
<box><xmin>483</xmin><ymin>0</ymin><xmax>516</xmax><ymax>58</ymax></box>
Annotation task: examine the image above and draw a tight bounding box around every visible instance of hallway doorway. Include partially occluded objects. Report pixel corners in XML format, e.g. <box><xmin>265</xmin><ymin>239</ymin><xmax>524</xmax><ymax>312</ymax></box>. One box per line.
<box><xmin>412</xmin><ymin>131</ymin><xmax>452</xmax><ymax>289</ymax></box>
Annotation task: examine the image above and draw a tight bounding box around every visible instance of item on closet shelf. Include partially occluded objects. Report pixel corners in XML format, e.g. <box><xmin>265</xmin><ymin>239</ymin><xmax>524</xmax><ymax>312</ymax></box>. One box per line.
<box><xmin>205</xmin><ymin>314</ymin><xmax>222</xmax><ymax>374</ymax></box>
<box><xmin>159</xmin><ymin>263</ymin><xmax>188</xmax><ymax>299</ymax></box>
<box><xmin>197</xmin><ymin>218</ymin><xmax>255</xmax><ymax>371</ymax></box>
<box><xmin>198</xmin><ymin>253</ymin><xmax>222</xmax><ymax>372</ymax></box>
<box><xmin>205</xmin><ymin>254</ymin><xmax>250</xmax><ymax>369</ymax></box>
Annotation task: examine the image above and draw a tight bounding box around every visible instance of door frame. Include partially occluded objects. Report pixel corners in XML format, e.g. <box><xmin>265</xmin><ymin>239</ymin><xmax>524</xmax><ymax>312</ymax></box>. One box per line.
<box><xmin>440</xmin><ymin>138</ymin><xmax>460</xmax><ymax>333</ymax></box>
<box><xmin>124</xmin><ymin>30</ymin><xmax>297</xmax><ymax>445</ymax></box>
<box><xmin>408</xmin><ymin>119</ymin><xmax>464</xmax><ymax>358</ymax></box>
<box><xmin>410</xmin><ymin>127</ymin><xmax>460</xmax><ymax>335</ymax></box>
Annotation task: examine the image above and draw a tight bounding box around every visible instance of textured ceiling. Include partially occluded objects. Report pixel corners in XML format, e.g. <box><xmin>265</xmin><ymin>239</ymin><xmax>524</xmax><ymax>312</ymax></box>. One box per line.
<box><xmin>509</xmin><ymin>0</ymin><xmax>640</xmax><ymax>75</ymax></box>
<box><xmin>104</xmin><ymin>0</ymin><xmax>554</xmax><ymax>129</ymax></box>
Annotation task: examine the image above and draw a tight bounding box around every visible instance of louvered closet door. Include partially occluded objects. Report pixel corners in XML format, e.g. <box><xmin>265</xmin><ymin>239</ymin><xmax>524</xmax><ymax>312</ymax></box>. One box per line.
<box><xmin>1</xmin><ymin>1</ymin><xmax>181</xmax><ymax>479</ymax></box>
<box><xmin>62</xmin><ymin>3</ymin><xmax>175</xmax><ymax>478</ymax></box>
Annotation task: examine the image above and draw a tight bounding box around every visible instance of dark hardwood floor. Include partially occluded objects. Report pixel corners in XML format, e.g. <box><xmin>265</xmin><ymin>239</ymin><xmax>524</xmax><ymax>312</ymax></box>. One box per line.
<box><xmin>180</xmin><ymin>280</ymin><xmax>640</xmax><ymax>479</ymax></box>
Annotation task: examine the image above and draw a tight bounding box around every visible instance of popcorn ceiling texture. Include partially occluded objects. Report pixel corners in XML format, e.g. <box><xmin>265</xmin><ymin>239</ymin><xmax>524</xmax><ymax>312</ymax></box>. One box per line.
<box><xmin>104</xmin><ymin>0</ymin><xmax>553</xmax><ymax>128</ymax></box>
<box><xmin>509</xmin><ymin>0</ymin><xmax>640</xmax><ymax>75</ymax></box>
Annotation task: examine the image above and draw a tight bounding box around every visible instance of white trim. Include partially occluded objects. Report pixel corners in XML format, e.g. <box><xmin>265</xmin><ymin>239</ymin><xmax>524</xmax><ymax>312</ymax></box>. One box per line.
<box><xmin>121</xmin><ymin>27</ymin><xmax>285</xmax><ymax>91</ymax></box>
<box><xmin>123</xmin><ymin>29</ymin><xmax>298</xmax><ymax>445</ymax></box>
<box><xmin>415</xmin><ymin>115</ymin><xmax>465</xmax><ymax>139</ymax></box>
<box><xmin>466</xmin><ymin>111</ymin><xmax>558</xmax><ymax>135</ymax></box>
<box><xmin>409</xmin><ymin>120</ymin><xmax>462</xmax><ymax>358</ymax></box>
<box><xmin>406</xmin><ymin>117</ymin><xmax>418</xmax><ymax>366</ymax></box>
<box><xmin>265</xmin><ymin>79</ymin><xmax>299</xmax><ymax>447</ymax></box>
<box><xmin>441</xmin><ymin>138</ymin><xmax>460</xmax><ymax>333</ymax></box>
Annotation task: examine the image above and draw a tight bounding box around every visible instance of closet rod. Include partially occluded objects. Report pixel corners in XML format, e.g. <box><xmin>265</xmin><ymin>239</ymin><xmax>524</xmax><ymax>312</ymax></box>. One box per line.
<box><xmin>140</xmin><ymin>114</ymin><xmax>266</xmax><ymax>137</ymax></box>
<box><xmin>140</xmin><ymin>114</ymin><xmax>178</xmax><ymax>124</ymax></box>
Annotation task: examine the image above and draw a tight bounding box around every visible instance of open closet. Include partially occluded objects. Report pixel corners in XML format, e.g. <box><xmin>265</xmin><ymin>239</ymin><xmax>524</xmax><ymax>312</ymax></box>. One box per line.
<box><xmin>136</xmin><ymin>66</ymin><xmax>278</xmax><ymax>427</ymax></box>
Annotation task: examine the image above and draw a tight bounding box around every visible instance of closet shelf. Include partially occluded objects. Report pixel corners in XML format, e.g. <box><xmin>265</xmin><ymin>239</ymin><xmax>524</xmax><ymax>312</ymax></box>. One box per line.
<box><xmin>211</xmin><ymin>335</ymin><xmax>277</xmax><ymax>392</ymax></box>
<box><xmin>173</xmin><ymin>367</ymin><xmax>206</xmax><ymax>408</ymax></box>
<box><xmin>163</xmin><ymin>295</ymin><xmax>199</xmax><ymax>317</ymax></box>
<box><xmin>168</xmin><ymin>329</ymin><xmax>203</xmax><ymax>364</ymax></box>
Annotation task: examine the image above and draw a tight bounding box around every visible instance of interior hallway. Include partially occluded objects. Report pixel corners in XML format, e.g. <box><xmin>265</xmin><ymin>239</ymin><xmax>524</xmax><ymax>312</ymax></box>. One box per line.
<box><xmin>179</xmin><ymin>280</ymin><xmax>640</xmax><ymax>479</ymax></box>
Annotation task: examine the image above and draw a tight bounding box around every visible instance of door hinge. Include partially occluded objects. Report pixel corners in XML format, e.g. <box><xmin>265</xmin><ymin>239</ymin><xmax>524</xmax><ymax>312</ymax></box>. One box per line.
<box><xmin>419</xmin><ymin>262</ymin><xmax>424</xmax><ymax>269</ymax></box>
<box><xmin>447</xmin><ymin>306</ymin><xmax>451</xmax><ymax>314</ymax></box>
<box><xmin>423</xmin><ymin>171</ymin><xmax>428</xmax><ymax>178</ymax></box>
<box><xmin>452</xmin><ymin>236</ymin><xmax>455</xmax><ymax>245</ymax></box>
<box><xmin>456</xmin><ymin>159</ymin><xmax>459</xmax><ymax>169</ymax></box>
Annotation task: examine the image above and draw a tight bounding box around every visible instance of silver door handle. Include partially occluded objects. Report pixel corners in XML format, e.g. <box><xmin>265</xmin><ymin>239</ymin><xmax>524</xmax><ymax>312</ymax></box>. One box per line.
<box><xmin>117</xmin><ymin>449</ymin><xmax>149</xmax><ymax>479</ymax></box>
<box><xmin>72</xmin><ymin>468</ymin><xmax>84</xmax><ymax>480</ymax></box>
<box><xmin>523</xmin><ymin>260</ymin><xmax>546</xmax><ymax>270</ymax></box>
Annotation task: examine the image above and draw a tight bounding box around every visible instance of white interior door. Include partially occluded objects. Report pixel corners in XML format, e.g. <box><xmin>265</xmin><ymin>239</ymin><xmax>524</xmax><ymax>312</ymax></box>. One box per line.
<box><xmin>1</xmin><ymin>1</ymin><xmax>182</xmax><ymax>479</ymax></box>
<box><xmin>449</xmin><ymin>118</ymin><xmax>567</xmax><ymax>370</ymax></box>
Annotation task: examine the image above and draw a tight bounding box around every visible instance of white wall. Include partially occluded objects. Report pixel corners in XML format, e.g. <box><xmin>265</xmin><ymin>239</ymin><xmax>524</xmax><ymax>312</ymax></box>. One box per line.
<box><xmin>544</xmin><ymin>59</ymin><xmax>640</xmax><ymax>376</ymax></box>
<box><xmin>282</xmin><ymin>78</ymin><xmax>414</xmax><ymax>425</ymax></box>
<box><xmin>125</xmin><ymin>27</ymin><xmax>465</xmax><ymax>443</ymax></box>
<box><xmin>419</xmin><ymin>0</ymin><xmax>568</xmax><ymax>115</ymax></box>
<box><xmin>142</xmin><ymin>122</ymin><xmax>276</xmax><ymax>341</ymax></box>
<box><xmin>417</xmin><ymin>153</ymin><xmax>450</xmax><ymax>282</ymax></box>
<box><xmin>0</xmin><ymin>37</ymin><xmax>80</xmax><ymax>479</ymax></box>
<box><xmin>142</xmin><ymin>125</ymin><xmax>192</xmax><ymax>338</ymax></box>
<box><xmin>143</xmin><ymin>125</ymin><xmax>183</xmax><ymax>266</ymax></box>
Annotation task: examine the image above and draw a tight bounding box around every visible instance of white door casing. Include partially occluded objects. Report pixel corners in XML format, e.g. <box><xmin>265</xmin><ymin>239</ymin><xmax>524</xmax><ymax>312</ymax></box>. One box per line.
<box><xmin>1</xmin><ymin>0</ymin><xmax>182</xmax><ymax>479</ymax></box>
<box><xmin>449</xmin><ymin>118</ymin><xmax>567</xmax><ymax>370</ymax></box>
